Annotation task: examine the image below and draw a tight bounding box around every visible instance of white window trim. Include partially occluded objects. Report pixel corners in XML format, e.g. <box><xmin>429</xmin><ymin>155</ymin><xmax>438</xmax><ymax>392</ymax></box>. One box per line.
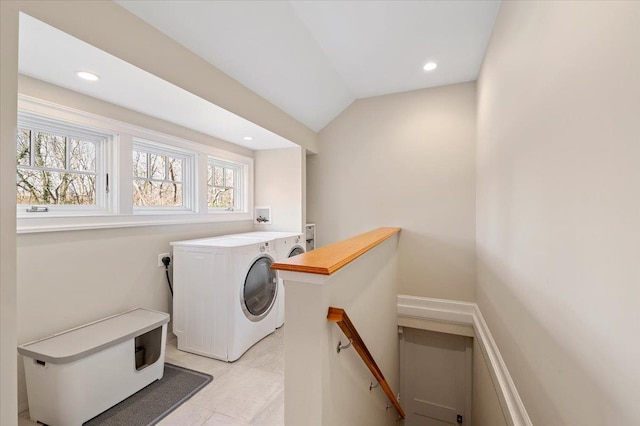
<box><xmin>16</xmin><ymin>95</ymin><xmax>254</xmax><ymax>234</ymax></box>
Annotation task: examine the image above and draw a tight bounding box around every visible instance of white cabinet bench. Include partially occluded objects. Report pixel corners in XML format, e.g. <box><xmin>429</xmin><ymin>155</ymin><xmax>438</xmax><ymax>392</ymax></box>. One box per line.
<box><xmin>18</xmin><ymin>308</ymin><xmax>169</xmax><ymax>426</ymax></box>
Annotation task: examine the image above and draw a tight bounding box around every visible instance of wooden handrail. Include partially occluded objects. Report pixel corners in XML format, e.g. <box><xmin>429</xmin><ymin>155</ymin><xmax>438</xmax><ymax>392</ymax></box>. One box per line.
<box><xmin>327</xmin><ymin>307</ymin><xmax>406</xmax><ymax>419</ymax></box>
<box><xmin>271</xmin><ymin>227</ymin><xmax>400</xmax><ymax>275</ymax></box>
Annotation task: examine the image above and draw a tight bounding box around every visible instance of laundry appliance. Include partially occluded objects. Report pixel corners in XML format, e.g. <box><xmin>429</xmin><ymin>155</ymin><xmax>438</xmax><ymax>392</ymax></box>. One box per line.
<box><xmin>170</xmin><ymin>236</ymin><xmax>278</xmax><ymax>361</ymax></box>
<box><xmin>229</xmin><ymin>232</ymin><xmax>305</xmax><ymax>328</ymax></box>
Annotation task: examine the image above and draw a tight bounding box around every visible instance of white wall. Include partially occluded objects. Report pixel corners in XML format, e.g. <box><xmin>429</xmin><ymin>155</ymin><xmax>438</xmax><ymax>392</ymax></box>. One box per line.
<box><xmin>476</xmin><ymin>2</ymin><xmax>640</xmax><ymax>424</ymax></box>
<box><xmin>308</xmin><ymin>82</ymin><xmax>477</xmax><ymax>301</ymax></box>
<box><xmin>282</xmin><ymin>234</ymin><xmax>400</xmax><ymax>425</ymax></box>
<box><xmin>254</xmin><ymin>147</ymin><xmax>304</xmax><ymax>232</ymax></box>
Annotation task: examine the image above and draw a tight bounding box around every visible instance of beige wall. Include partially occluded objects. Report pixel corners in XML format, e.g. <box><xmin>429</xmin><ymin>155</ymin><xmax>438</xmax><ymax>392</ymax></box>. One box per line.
<box><xmin>308</xmin><ymin>82</ymin><xmax>476</xmax><ymax>301</ymax></box>
<box><xmin>472</xmin><ymin>339</ymin><xmax>506</xmax><ymax>426</ymax></box>
<box><xmin>1</xmin><ymin>1</ymin><xmax>314</xmax><ymax>420</ymax></box>
<box><xmin>14</xmin><ymin>78</ymin><xmax>261</xmax><ymax>411</ymax></box>
<box><xmin>254</xmin><ymin>147</ymin><xmax>304</xmax><ymax>232</ymax></box>
<box><xmin>283</xmin><ymin>235</ymin><xmax>400</xmax><ymax>425</ymax></box>
<box><xmin>17</xmin><ymin>222</ymin><xmax>252</xmax><ymax>410</ymax></box>
<box><xmin>1</xmin><ymin>2</ymin><xmax>19</xmax><ymax>424</ymax></box>
<box><xmin>19</xmin><ymin>75</ymin><xmax>253</xmax><ymax>158</ymax></box>
<box><xmin>476</xmin><ymin>2</ymin><xmax>640</xmax><ymax>425</ymax></box>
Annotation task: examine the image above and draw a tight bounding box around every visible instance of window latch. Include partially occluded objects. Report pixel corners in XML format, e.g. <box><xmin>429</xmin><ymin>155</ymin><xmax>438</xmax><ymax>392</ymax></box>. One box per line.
<box><xmin>26</xmin><ymin>206</ymin><xmax>49</xmax><ymax>213</ymax></box>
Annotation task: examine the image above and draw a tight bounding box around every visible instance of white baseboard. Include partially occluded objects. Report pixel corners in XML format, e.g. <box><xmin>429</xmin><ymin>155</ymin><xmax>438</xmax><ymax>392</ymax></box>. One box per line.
<box><xmin>397</xmin><ymin>295</ymin><xmax>532</xmax><ymax>426</ymax></box>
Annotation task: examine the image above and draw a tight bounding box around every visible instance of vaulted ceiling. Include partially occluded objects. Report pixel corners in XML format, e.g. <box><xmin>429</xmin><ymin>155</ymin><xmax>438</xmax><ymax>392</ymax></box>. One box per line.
<box><xmin>19</xmin><ymin>1</ymin><xmax>500</xmax><ymax>150</ymax></box>
<box><xmin>116</xmin><ymin>1</ymin><xmax>501</xmax><ymax>132</ymax></box>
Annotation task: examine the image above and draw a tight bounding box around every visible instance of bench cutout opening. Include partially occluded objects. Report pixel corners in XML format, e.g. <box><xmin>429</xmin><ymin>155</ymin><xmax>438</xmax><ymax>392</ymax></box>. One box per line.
<box><xmin>134</xmin><ymin>326</ymin><xmax>163</xmax><ymax>371</ymax></box>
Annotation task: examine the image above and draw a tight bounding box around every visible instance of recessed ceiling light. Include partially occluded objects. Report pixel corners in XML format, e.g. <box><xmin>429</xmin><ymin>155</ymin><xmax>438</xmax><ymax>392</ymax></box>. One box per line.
<box><xmin>423</xmin><ymin>62</ymin><xmax>438</xmax><ymax>72</ymax></box>
<box><xmin>243</xmin><ymin>136</ymin><xmax>253</xmax><ymax>141</ymax></box>
<box><xmin>76</xmin><ymin>71</ymin><xmax>100</xmax><ymax>81</ymax></box>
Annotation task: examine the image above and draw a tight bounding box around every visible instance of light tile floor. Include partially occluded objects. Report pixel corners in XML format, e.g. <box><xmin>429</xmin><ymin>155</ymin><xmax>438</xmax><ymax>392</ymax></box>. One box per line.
<box><xmin>18</xmin><ymin>327</ymin><xmax>285</xmax><ymax>426</ymax></box>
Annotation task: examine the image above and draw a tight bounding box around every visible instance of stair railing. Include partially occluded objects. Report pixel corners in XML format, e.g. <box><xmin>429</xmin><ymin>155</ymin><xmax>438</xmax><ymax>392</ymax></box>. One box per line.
<box><xmin>327</xmin><ymin>306</ymin><xmax>406</xmax><ymax>419</ymax></box>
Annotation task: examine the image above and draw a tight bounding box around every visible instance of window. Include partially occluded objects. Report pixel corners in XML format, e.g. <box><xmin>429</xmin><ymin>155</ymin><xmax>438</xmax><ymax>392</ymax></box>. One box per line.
<box><xmin>208</xmin><ymin>158</ymin><xmax>244</xmax><ymax>211</ymax></box>
<box><xmin>16</xmin><ymin>112</ymin><xmax>109</xmax><ymax>213</ymax></box>
<box><xmin>16</xmin><ymin>96</ymin><xmax>253</xmax><ymax>232</ymax></box>
<box><xmin>133</xmin><ymin>141</ymin><xmax>195</xmax><ymax>211</ymax></box>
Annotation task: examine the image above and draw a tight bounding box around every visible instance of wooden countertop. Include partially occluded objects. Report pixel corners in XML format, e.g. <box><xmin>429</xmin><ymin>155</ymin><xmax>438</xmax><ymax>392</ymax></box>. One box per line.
<box><xmin>271</xmin><ymin>227</ymin><xmax>400</xmax><ymax>275</ymax></box>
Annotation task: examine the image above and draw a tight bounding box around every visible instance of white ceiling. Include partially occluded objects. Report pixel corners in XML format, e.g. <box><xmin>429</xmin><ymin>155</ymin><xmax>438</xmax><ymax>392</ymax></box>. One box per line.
<box><xmin>18</xmin><ymin>14</ymin><xmax>296</xmax><ymax>150</ymax></box>
<box><xmin>19</xmin><ymin>1</ymin><xmax>500</xmax><ymax>151</ymax></box>
<box><xmin>116</xmin><ymin>0</ymin><xmax>501</xmax><ymax>131</ymax></box>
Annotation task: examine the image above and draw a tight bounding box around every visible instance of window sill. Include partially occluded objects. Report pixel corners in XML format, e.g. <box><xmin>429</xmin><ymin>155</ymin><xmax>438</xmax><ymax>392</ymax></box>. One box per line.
<box><xmin>17</xmin><ymin>212</ymin><xmax>253</xmax><ymax>234</ymax></box>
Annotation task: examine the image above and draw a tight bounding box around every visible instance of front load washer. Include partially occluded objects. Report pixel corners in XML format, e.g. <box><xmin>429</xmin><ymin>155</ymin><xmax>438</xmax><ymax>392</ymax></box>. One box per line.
<box><xmin>170</xmin><ymin>236</ymin><xmax>278</xmax><ymax>361</ymax></box>
<box><xmin>229</xmin><ymin>232</ymin><xmax>305</xmax><ymax>327</ymax></box>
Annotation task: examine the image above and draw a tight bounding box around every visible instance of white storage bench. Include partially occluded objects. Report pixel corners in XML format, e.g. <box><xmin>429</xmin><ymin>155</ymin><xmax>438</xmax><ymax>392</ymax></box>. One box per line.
<box><xmin>18</xmin><ymin>308</ymin><xmax>169</xmax><ymax>426</ymax></box>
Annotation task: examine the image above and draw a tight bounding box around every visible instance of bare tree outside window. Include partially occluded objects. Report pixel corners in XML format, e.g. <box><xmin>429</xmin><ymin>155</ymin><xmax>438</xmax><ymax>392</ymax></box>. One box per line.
<box><xmin>207</xmin><ymin>161</ymin><xmax>238</xmax><ymax>209</ymax></box>
<box><xmin>133</xmin><ymin>149</ymin><xmax>183</xmax><ymax>207</ymax></box>
<box><xmin>16</xmin><ymin>128</ymin><xmax>98</xmax><ymax>206</ymax></box>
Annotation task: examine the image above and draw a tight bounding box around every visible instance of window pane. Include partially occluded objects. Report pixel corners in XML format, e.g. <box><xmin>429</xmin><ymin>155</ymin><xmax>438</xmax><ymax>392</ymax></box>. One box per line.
<box><xmin>133</xmin><ymin>179</ymin><xmax>151</xmax><ymax>206</ymax></box>
<box><xmin>134</xmin><ymin>145</ymin><xmax>191</xmax><ymax>210</ymax></box>
<box><xmin>149</xmin><ymin>154</ymin><xmax>165</xmax><ymax>180</ymax></box>
<box><xmin>208</xmin><ymin>187</ymin><xmax>220</xmax><ymax>207</ymax></box>
<box><xmin>34</xmin><ymin>131</ymin><xmax>66</xmax><ymax>169</ymax></box>
<box><xmin>214</xmin><ymin>166</ymin><xmax>223</xmax><ymax>186</ymax></box>
<box><xmin>17</xmin><ymin>169</ymin><xmax>44</xmax><ymax>204</ymax></box>
<box><xmin>133</xmin><ymin>179</ymin><xmax>182</xmax><ymax>207</ymax></box>
<box><xmin>69</xmin><ymin>139</ymin><xmax>96</xmax><ymax>172</ymax></box>
<box><xmin>225</xmin><ymin>188</ymin><xmax>234</xmax><ymax>207</ymax></box>
<box><xmin>224</xmin><ymin>168</ymin><xmax>234</xmax><ymax>188</ymax></box>
<box><xmin>209</xmin><ymin>187</ymin><xmax>234</xmax><ymax>208</ymax></box>
<box><xmin>16</xmin><ymin>168</ymin><xmax>95</xmax><ymax>205</ymax></box>
<box><xmin>208</xmin><ymin>159</ymin><xmax>244</xmax><ymax>212</ymax></box>
<box><xmin>159</xmin><ymin>181</ymin><xmax>183</xmax><ymax>207</ymax></box>
<box><xmin>17</xmin><ymin>129</ymin><xmax>30</xmax><ymax>166</ymax></box>
<box><xmin>59</xmin><ymin>173</ymin><xmax>96</xmax><ymax>205</ymax></box>
<box><xmin>17</xmin><ymin>114</ymin><xmax>107</xmax><ymax>212</ymax></box>
<box><xmin>133</xmin><ymin>150</ymin><xmax>148</xmax><ymax>178</ymax></box>
<box><xmin>167</xmin><ymin>157</ymin><xmax>182</xmax><ymax>182</ymax></box>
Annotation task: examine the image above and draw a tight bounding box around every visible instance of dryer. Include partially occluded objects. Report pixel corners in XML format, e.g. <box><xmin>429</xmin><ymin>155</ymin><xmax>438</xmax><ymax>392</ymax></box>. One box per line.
<box><xmin>229</xmin><ymin>232</ymin><xmax>305</xmax><ymax>327</ymax></box>
<box><xmin>170</xmin><ymin>236</ymin><xmax>278</xmax><ymax>361</ymax></box>
<box><xmin>273</xmin><ymin>233</ymin><xmax>305</xmax><ymax>328</ymax></box>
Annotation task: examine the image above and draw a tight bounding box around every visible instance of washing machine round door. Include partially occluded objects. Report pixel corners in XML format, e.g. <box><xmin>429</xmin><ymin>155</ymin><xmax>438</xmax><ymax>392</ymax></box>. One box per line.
<box><xmin>289</xmin><ymin>247</ymin><xmax>304</xmax><ymax>257</ymax></box>
<box><xmin>242</xmin><ymin>256</ymin><xmax>277</xmax><ymax>321</ymax></box>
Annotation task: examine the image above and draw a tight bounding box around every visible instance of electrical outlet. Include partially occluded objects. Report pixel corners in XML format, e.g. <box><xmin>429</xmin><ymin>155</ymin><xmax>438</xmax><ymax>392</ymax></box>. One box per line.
<box><xmin>158</xmin><ymin>253</ymin><xmax>171</xmax><ymax>267</ymax></box>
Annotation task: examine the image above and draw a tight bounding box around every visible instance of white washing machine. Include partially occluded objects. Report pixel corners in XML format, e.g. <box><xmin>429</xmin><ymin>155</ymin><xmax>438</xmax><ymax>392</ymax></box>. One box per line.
<box><xmin>170</xmin><ymin>236</ymin><xmax>278</xmax><ymax>362</ymax></box>
<box><xmin>229</xmin><ymin>232</ymin><xmax>305</xmax><ymax>328</ymax></box>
